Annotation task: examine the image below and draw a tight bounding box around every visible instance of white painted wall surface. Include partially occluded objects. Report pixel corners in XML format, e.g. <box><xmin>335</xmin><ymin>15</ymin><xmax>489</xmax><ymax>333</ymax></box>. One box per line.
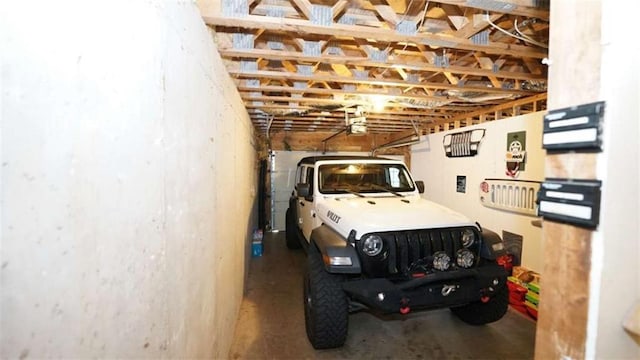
<box><xmin>590</xmin><ymin>0</ymin><xmax>640</xmax><ymax>357</ymax></box>
<box><xmin>1</xmin><ymin>1</ymin><xmax>256</xmax><ymax>358</ymax></box>
<box><xmin>411</xmin><ymin>113</ymin><xmax>545</xmax><ymax>273</ymax></box>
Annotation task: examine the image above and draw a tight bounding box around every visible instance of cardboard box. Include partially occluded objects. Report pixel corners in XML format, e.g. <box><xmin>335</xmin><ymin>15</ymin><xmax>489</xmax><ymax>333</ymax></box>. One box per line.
<box><xmin>511</xmin><ymin>266</ymin><xmax>529</xmax><ymax>279</ymax></box>
<box><xmin>508</xmin><ymin>276</ymin><xmax>526</xmax><ymax>287</ymax></box>
<box><xmin>512</xmin><ymin>266</ymin><xmax>540</xmax><ymax>283</ymax></box>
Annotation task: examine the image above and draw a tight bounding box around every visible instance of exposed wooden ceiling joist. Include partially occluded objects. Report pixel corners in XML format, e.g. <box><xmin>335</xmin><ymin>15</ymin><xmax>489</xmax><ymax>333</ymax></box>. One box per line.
<box><xmin>230</xmin><ymin>69</ymin><xmax>536</xmax><ymax>95</ymax></box>
<box><xmin>202</xmin><ymin>0</ymin><xmax>549</xmax><ymax>135</ymax></box>
<box><xmin>205</xmin><ymin>15</ymin><xmax>547</xmax><ymax>59</ymax></box>
<box><xmin>429</xmin><ymin>0</ymin><xmax>549</xmax><ymax>20</ymax></box>
<box><xmin>219</xmin><ymin>48</ymin><xmax>546</xmax><ymax>81</ymax></box>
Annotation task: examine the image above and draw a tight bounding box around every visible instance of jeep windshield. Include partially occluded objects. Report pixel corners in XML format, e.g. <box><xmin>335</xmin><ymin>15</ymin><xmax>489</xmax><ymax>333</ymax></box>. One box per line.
<box><xmin>318</xmin><ymin>163</ymin><xmax>415</xmax><ymax>195</ymax></box>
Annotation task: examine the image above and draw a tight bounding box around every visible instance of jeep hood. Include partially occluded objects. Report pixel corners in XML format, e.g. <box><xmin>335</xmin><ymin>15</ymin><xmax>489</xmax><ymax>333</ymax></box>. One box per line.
<box><xmin>317</xmin><ymin>196</ymin><xmax>476</xmax><ymax>239</ymax></box>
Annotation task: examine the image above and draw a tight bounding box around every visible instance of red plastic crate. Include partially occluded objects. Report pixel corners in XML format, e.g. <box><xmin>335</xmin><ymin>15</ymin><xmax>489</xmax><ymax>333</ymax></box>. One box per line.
<box><xmin>507</xmin><ymin>281</ymin><xmax>528</xmax><ymax>304</ymax></box>
<box><xmin>525</xmin><ymin>305</ymin><xmax>538</xmax><ymax>319</ymax></box>
<box><xmin>510</xmin><ymin>303</ymin><xmax>529</xmax><ymax>317</ymax></box>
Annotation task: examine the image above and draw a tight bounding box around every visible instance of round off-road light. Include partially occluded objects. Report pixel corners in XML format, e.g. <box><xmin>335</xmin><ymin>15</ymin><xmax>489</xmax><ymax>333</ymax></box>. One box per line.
<box><xmin>433</xmin><ymin>251</ymin><xmax>451</xmax><ymax>271</ymax></box>
<box><xmin>362</xmin><ymin>235</ymin><xmax>383</xmax><ymax>256</ymax></box>
<box><xmin>461</xmin><ymin>229</ymin><xmax>476</xmax><ymax>248</ymax></box>
<box><xmin>456</xmin><ymin>249</ymin><xmax>475</xmax><ymax>268</ymax></box>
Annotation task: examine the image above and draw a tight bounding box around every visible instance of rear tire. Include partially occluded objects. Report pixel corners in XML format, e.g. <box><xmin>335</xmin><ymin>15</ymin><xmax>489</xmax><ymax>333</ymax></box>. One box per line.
<box><xmin>304</xmin><ymin>245</ymin><xmax>348</xmax><ymax>349</ymax></box>
<box><xmin>285</xmin><ymin>208</ymin><xmax>301</xmax><ymax>249</ymax></box>
<box><xmin>451</xmin><ymin>285</ymin><xmax>509</xmax><ymax>325</ymax></box>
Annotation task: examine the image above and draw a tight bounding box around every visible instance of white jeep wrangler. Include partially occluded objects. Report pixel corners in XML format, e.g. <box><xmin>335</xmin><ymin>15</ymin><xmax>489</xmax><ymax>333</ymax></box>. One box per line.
<box><xmin>286</xmin><ymin>156</ymin><xmax>509</xmax><ymax>349</ymax></box>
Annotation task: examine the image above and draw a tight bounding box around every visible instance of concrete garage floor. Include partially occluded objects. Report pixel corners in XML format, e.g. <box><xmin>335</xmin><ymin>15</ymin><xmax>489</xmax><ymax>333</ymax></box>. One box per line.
<box><xmin>229</xmin><ymin>232</ymin><xmax>536</xmax><ymax>359</ymax></box>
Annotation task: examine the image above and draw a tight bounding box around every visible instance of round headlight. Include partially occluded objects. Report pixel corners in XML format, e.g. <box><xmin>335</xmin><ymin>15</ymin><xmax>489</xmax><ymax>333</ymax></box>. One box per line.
<box><xmin>432</xmin><ymin>251</ymin><xmax>451</xmax><ymax>271</ymax></box>
<box><xmin>461</xmin><ymin>229</ymin><xmax>476</xmax><ymax>248</ymax></box>
<box><xmin>456</xmin><ymin>249</ymin><xmax>475</xmax><ymax>268</ymax></box>
<box><xmin>362</xmin><ymin>235</ymin><xmax>383</xmax><ymax>256</ymax></box>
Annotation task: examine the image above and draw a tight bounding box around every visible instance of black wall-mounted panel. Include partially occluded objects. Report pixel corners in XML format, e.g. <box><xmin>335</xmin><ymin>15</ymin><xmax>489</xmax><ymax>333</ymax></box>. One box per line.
<box><xmin>538</xmin><ymin>179</ymin><xmax>602</xmax><ymax>228</ymax></box>
<box><xmin>542</xmin><ymin>101</ymin><xmax>605</xmax><ymax>151</ymax></box>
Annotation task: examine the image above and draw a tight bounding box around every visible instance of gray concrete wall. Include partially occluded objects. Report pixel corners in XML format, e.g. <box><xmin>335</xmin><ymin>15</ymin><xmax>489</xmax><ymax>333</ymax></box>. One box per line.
<box><xmin>1</xmin><ymin>1</ymin><xmax>256</xmax><ymax>358</ymax></box>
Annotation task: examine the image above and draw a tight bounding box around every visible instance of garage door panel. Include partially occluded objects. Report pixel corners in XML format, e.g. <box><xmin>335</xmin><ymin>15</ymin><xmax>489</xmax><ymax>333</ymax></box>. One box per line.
<box><xmin>269</xmin><ymin>151</ymin><xmax>369</xmax><ymax>230</ymax></box>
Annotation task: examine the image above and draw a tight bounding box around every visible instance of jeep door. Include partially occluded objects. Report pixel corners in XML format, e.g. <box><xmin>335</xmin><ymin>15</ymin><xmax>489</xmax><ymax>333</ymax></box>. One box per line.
<box><xmin>296</xmin><ymin>166</ymin><xmax>316</xmax><ymax>242</ymax></box>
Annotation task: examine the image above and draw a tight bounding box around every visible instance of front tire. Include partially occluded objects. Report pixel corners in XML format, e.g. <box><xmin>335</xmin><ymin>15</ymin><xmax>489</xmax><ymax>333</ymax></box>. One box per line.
<box><xmin>451</xmin><ymin>285</ymin><xmax>509</xmax><ymax>325</ymax></box>
<box><xmin>285</xmin><ymin>208</ymin><xmax>301</xmax><ymax>249</ymax></box>
<box><xmin>304</xmin><ymin>245</ymin><xmax>348</xmax><ymax>349</ymax></box>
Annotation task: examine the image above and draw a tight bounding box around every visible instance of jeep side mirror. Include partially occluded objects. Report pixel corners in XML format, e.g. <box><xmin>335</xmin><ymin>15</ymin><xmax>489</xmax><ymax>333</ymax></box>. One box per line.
<box><xmin>297</xmin><ymin>183</ymin><xmax>310</xmax><ymax>198</ymax></box>
<box><xmin>415</xmin><ymin>180</ymin><xmax>425</xmax><ymax>194</ymax></box>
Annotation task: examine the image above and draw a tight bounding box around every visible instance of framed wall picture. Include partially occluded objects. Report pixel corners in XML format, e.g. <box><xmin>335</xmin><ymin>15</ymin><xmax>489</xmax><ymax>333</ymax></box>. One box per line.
<box><xmin>456</xmin><ymin>175</ymin><xmax>466</xmax><ymax>193</ymax></box>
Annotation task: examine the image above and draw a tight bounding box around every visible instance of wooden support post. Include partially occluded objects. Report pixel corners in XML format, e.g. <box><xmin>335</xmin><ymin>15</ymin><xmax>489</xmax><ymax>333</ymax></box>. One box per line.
<box><xmin>534</xmin><ymin>1</ymin><xmax>603</xmax><ymax>359</ymax></box>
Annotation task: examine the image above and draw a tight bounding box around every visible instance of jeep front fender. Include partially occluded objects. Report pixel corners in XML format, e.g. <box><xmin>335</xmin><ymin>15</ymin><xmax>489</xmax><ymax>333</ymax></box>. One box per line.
<box><xmin>310</xmin><ymin>225</ymin><xmax>361</xmax><ymax>274</ymax></box>
<box><xmin>480</xmin><ymin>228</ymin><xmax>507</xmax><ymax>260</ymax></box>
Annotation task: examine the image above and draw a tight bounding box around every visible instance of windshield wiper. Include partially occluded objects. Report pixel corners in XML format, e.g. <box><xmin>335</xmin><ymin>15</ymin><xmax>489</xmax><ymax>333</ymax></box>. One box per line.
<box><xmin>328</xmin><ymin>187</ymin><xmax>366</xmax><ymax>198</ymax></box>
<box><xmin>366</xmin><ymin>184</ymin><xmax>404</xmax><ymax>197</ymax></box>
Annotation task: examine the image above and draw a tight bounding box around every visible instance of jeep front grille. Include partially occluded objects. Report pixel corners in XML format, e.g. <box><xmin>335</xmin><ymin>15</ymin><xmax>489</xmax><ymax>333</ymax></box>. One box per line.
<box><xmin>357</xmin><ymin>227</ymin><xmax>480</xmax><ymax>278</ymax></box>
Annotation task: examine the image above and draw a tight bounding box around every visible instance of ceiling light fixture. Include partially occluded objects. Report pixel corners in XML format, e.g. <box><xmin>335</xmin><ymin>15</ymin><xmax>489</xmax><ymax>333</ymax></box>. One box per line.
<box><xmin>369</xmin><ymin>95</ymin><xmax>389</xmax><ymax>112</ymax></box>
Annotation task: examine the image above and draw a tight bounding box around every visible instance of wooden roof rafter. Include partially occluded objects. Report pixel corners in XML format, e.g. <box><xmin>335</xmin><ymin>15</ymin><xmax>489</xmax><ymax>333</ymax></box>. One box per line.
<box><xmin>230</xmin><ymin>69</ymin><xmax>537</xmax><ymax>95</ymax></box>
<box><xmin>203</xmin><ymin>0</ymin><xmax>549</xmax><ymax>134</ymax></box>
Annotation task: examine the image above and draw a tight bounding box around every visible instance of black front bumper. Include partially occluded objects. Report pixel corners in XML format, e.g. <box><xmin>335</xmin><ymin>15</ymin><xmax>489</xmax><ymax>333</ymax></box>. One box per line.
<box><xmin>342</xmin><ymin>264</ymin><xmax>507</xmax><ymax>313</ymax></box>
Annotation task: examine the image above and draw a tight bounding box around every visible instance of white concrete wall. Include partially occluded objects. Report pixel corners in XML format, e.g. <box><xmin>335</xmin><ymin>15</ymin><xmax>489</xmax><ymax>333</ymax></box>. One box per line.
<box><xmin>1</xmin><ymin>1</ymin><xmax>256</xmax><ymax>358</ymax></box>
<box><xmin>590</xmin><ymin>1</ymin><xmax>640</xmax><ymax>357</ymax></box>
<box><xmin>411</xmin><ymin>113</ymin><xmax>545</xmax><ymax>272</ymax></box>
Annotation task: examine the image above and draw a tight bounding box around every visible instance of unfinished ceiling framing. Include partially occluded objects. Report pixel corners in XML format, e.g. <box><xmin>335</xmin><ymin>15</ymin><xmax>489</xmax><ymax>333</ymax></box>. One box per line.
<box><xmin>203</xmin><ymin>0</ymin><xmax>549</xmax><ymax>136</ymax></box>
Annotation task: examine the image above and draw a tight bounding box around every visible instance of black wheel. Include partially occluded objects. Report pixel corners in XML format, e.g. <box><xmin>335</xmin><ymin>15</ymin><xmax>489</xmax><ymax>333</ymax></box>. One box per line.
<box><xmin>451</xmin><ymin>285</ymin><xmax>509</xmax><ymax>325</ymax></box>
<box><xmin>285</xmin><ymin>208</ymin><xmax>301</xmax><ymax>249</ymax></box>
<box><xmin>304</xmin><ymin>245</ymin><xmax>348</xmax><ymax>349</ymax></box>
